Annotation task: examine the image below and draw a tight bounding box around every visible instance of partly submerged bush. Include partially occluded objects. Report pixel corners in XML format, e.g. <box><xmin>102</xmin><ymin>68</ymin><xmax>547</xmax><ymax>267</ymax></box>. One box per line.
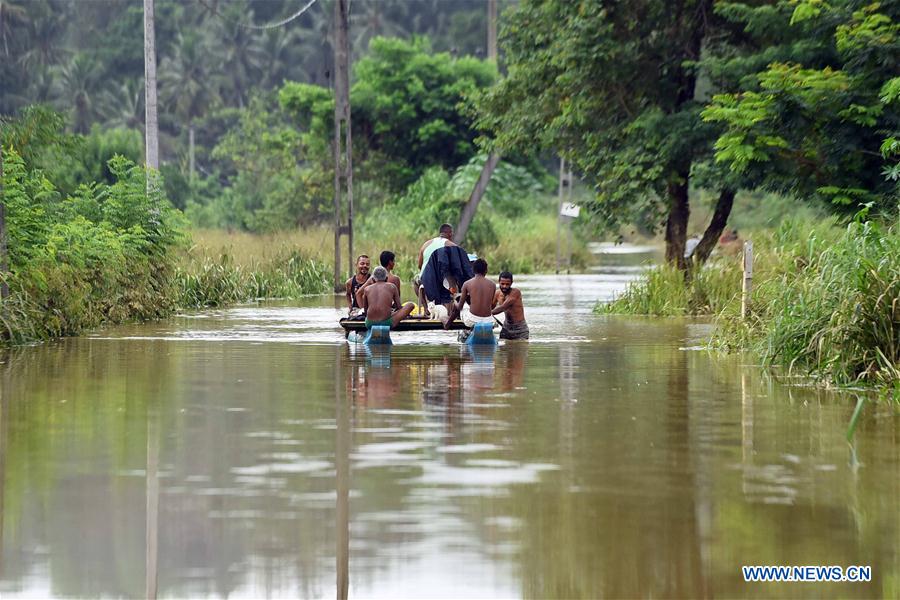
<box><xmin>176</xmin><ymin>250</ymin><xmax>330</xmax><ymax>308</ymax></box>
<box><xmin>1</xmin><ymin>147</ymin><xmax>185</xmax><ymax>343</ymax></box>
<box><xmin>600</xmin><ymin>216</ymin><xmax>900</xmax><ymax>388</ymax></box>
<box><xmin>718</xmin><ymin>220</ymin><xmax>900</xmax><ymax>388</ymax></box>
<box><xmin>599</xmin><ymin>260</ymin><xmax>740</xmax><ymax>316</ymax></box>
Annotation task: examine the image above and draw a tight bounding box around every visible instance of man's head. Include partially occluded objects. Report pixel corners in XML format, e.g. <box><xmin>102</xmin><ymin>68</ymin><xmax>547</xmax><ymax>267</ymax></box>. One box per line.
<box><xmin>372</xmin><ymin>266</ymin><xmax>388</xmax><ymax>282</ymax></box>
<box><xmin>439</xmin><ymin>223</ymin><xmax>453</xmax><ymax>240</ymax></box>
<box><xmin>499</xmin><ymin>271</ymin><xmax>513</xmax><ymax>294</ymax></box>
<box><xmin>473</xmin><ymin>258</ymin><xmax>488</xmax><ymax>276</ymax></box>
<box><xmin>356</xmin><ymin>254</ymin><xmax>370</xmax><ymax>275</ymax></box>
<box><xmin>379</xmin><ymin>250</ymin><xmax>395</xmax><ymax>270</ymax></box>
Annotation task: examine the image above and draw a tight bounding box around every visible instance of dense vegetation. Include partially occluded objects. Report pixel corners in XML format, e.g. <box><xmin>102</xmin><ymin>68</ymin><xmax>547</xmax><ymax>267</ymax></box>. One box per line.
<box><xmin>0</xmin><ymin>0</ymin><xmax>897</xmax><ymax>392</ymax></box>
<box><xmin>475</xmin><ymin>0</ymin><xmax>899</xmax><ymax>268</ymax></box>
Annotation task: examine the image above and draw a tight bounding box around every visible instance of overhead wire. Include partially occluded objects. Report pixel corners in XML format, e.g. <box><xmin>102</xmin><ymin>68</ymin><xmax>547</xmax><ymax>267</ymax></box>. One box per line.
<box><xmin>198</xmin><ymin>0</ymin><xmax>320</xmax><ymax>30</ymax></box>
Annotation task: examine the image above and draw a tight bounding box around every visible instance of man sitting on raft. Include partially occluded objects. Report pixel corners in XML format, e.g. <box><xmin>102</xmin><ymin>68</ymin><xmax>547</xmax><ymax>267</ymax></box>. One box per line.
<box><xmin>451</xmin><ymin>258</ymin><xmax>496</xmax><ymax>329</ymax></box>
<box><xmin>356</xmin><ymin>266</ymin><xmax>416</xmax><ymax>329</ymax></box>
<box><xmin>345</xmin><ymin>254</ymin><xmax>371</xmax><ymax>318</ymax></box>
<box><xmin>492</xmin><ymin>271</ymin><xmax>529</xmax><ymax>340</ymax></box>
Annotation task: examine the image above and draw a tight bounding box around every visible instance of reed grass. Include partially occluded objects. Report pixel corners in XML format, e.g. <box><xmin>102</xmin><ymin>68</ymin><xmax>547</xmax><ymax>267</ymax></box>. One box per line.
<box><xmin>599</xmin><ymin>217</ymin><xmax>900</xmax><ymax>390</ymax></box>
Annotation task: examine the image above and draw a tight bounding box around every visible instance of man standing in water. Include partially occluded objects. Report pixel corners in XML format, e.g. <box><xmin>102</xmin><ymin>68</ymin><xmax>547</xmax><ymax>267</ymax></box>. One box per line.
<box><xmin>345</xmin><ymin>255</ymin><xmax>371</xmax><ymax>318</ymax></box>
<box><xmin>453</xmin><ymin>258</ymin><xmax>496</xmax><ymax>329</ymax></box>
<box><xmin>357</xmin><ymin>266</ymin><xmax>416</xmax><ymax>329</ymax></box>
<box><xmin>492</xmin><ymin>271</ymin><xmax>529</xmax><ymax>339</ymax></box>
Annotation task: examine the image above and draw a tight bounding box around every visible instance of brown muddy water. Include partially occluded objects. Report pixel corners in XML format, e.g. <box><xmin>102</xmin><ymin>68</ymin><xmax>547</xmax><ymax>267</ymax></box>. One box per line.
<box><xmin>0</xmin><ymin>265</ymin><xmax>897</xmax><ymax>598</ymax></box>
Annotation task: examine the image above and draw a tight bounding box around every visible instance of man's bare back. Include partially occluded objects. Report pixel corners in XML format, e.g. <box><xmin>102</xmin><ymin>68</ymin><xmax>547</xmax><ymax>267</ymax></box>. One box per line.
<box><xmin>460</xmin><ymin>275</ymin><xmax>496</xmax><ymax>317</ymax></box>
<box><xmin>361</xmin><ymin>281</ymin><xmax>400</xmax><ymax>322</ymax></box>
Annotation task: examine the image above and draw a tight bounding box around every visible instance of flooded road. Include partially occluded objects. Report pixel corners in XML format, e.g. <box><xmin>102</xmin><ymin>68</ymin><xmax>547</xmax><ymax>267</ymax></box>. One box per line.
<box><xmin>0</xmin><ymin>267</ymin><xmax>897</xmax><ymax>598</ymax></box>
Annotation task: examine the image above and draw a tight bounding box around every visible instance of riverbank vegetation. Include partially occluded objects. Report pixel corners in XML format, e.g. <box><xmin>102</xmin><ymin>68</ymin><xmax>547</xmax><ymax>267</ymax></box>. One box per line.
<box><xmin>601</xmin><ymin>217</ymin><xmax>900</xmax><ymax>391</ymax></box>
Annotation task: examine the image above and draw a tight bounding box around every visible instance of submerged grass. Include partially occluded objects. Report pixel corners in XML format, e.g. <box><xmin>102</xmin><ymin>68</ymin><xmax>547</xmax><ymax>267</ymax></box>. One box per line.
<box><xmin>600</xmin><ymin>217</ymin><xmax>900</xmax><ymax>391</ymax></box>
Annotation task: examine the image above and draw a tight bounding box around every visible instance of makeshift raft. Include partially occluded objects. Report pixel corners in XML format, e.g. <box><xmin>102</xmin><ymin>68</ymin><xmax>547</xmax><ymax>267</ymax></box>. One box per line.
<box><xmin>341</xmin><ymin>319</ymin><xmax>497</xmax><ymax>346</ymax></box>
<box><xmin>339</xmin><ymin>318</ymin><xmax>468</xmax><ymax>332</ymax></box>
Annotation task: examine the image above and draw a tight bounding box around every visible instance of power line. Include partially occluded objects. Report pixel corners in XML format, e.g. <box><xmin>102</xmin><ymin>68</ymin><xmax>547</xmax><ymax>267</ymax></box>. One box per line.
<box><xmin>198</xmin><ymin>0</ymin><xmax>320</xmax><ymax>30</ymax></box>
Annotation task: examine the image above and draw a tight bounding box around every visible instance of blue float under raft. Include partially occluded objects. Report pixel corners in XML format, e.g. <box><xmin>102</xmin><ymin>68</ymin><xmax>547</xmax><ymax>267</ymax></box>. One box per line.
<box><xmin>340</xmin><ymin>317</ymin><xmax>497</xmax><ymax>345</ymax></box>
<box><xmin>339</xmin><ymin>318</ymin><xmax>468</xmax><ymax>332</ymax></box>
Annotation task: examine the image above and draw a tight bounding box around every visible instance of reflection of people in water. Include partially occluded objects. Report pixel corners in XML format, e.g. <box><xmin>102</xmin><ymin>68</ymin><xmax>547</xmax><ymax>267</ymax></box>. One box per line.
<box><xmin>497</xmin><ymin>342</ymin><xmax>527</xmax><ymax>391</ymax></box>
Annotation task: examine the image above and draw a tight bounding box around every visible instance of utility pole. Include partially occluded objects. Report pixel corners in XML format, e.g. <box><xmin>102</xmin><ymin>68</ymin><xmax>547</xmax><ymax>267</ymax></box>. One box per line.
<box><xmin>333</xmin><ymin>0</ymin><xmax>353</xmax><ymax>291</ymax></box>
<box><xmin>487</xmin><ymin>0</ymin><xmax>498</xmax><ymax>62</ymax></box>
<box><xmin>144</xmin><ymin>0</ymin><xmax>159</xmax><ymax>182</ymax></box>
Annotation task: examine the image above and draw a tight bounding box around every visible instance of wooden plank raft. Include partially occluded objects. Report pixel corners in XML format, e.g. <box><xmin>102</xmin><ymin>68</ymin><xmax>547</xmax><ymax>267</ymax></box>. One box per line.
<box><xmin>339</xmin><ymin>318</ymin><xmax>469</xmax><ymax>332</ymax></box>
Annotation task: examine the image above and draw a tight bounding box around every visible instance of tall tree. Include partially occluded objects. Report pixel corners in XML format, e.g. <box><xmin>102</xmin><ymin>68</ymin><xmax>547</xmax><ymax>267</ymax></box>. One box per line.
<box><xmin>54</xmin><ymin>54</ymin><xmax>104</xmax><ymax>134</ymax></box>
<box><xmin>160</xmin><ymin>31</ymin><xmax>216</xmax><ymax>180</ymax></box>
<box><xmin>702</xmin><ymin>0</ymin><xmax>900</xmax><ymax>212</ymax></box>
<box><xmin>476</xmin><ymin>0</ymin><xmax>739</xmax><ymax>268</ymax></box>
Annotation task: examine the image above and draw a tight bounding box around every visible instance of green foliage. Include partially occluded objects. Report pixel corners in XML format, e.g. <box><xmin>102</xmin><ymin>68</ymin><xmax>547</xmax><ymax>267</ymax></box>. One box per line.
<box><xmin>475</xmin><ymin>0</ymin><xmax>737</xmax><ymax>242</ymax></box>
<box><xmin>1</xmin><ymin>143</ymin><xmax>185</xmax><ymax>343</ymax></box>
<box><xmin>715</xmin><ymin>219</ymin><xmax>900</xmax><ymax>387</ymax></box>
<box><xmin>599</xmin><ymin>264</ymin><xmax>740</xmax><ymax>317</ymax></box>
<box><xmin>192</xmin><ymin>96</ymin><xmax>330</xmax><ymax>232</ymax></box>
<box><xmin>703</xmin><ymin>0</ymin><xmax>900</xmax><ymax>213</ymax></box>
<box><xmin>281</xmin><ymin>36</ymin><xmax>496</xmax><ymax>192</ymax></box>
<box><xmin>175</xmin><ymin>251</ymin><xmax>330</xmax><ymax>308</ymax></box>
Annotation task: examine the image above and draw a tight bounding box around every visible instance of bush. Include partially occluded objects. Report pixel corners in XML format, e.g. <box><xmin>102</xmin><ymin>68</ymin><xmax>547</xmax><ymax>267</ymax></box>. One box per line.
<box><xmin>1</xmin><ymin>146</ymin><xmax>184</xmax><ymax>343</ymax></box>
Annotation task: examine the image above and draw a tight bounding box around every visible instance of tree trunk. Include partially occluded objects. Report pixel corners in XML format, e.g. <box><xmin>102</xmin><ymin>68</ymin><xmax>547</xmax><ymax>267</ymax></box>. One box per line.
<box><xmin>691</xmin><ymin>188</ymin><xmax>735</xmax><ymax>266</ymax></box>
<box><xmin>664</xmin><ymin>177</ymin><xmax>690</xmax><ymax>270</ymax></box>
<box><xmin>456</xmin><ymin>152</ymin><xmax>501</xmax><ymax>245</ymax></box>
<box><xmin>188</xmin><ymin>123</ymin><xmax>195</xmax><ymax>182</ymax></box>
<box><xmin>143</xmin><ymin>0</ymin><xmax>159</xmax><ymax>173</ymax></box>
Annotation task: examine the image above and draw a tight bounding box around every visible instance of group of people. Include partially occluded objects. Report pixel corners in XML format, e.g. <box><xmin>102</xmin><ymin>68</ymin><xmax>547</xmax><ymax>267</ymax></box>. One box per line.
<box><xmin>345</xmin><ymin>223</ymin><xmax>529</xmax><ymax>340</ymax></box>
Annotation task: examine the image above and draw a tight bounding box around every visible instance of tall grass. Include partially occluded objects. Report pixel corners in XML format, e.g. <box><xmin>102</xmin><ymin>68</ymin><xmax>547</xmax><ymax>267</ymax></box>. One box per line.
<box><xmin>598</xmin><ymin>260</ymin><xmax>740</xmax><ymax>316</ymax></box>
<box><xmin>718</xmin><ymin>220</ymin><xmax>900</xmax><ymax>388</ymax></box>
<box><xmin>600</xmin><ymin>217</ymin><xmax>900</xmax><ymax>390</ymax></box>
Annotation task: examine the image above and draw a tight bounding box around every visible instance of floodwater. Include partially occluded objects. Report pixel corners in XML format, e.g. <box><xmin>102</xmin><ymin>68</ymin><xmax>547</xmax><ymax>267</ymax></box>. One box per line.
<box><xmin>0</xmin><ymin>255</ymin><xmax>898</xmax><ymax>599</ymax></box>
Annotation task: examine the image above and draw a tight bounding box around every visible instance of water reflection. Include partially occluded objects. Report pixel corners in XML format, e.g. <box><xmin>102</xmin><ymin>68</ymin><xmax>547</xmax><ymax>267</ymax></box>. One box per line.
<box><xmin>0</xmin><ymin>292</ymin><xmax>897</xmax><ymax>598</ymax></box>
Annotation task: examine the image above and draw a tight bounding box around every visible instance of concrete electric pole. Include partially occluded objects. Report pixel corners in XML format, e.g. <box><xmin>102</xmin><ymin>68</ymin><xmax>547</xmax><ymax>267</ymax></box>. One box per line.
<box><xmin>333</xmin><ymin>0</ymin><xmax>353</xmax><ymax>291</ymax></box>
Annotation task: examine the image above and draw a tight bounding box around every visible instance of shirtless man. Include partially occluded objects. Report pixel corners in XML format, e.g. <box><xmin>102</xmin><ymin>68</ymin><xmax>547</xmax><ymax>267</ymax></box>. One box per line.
<box><xmin>452</xmin><ymin>258</ymin><xmax>496</xmax><ymax>329</ymax></box>
<box><xmin>357</xmin><ymin>266</ymin><xmax>416</xmax><ymax>329</ymax></box>
<box><xmin>345</xmin><ymin>255</ymin><xmax>371</xmax><ymax>317</ymax></box>
<box><xmin>414</xmin><ymin>223</ymin><xmax>457</xmax><ymax>309</ymax></box>
<box><xmin>492</xmin><ymin>271</ymin><xmax>529</xmax><ymax>339</ymax></box>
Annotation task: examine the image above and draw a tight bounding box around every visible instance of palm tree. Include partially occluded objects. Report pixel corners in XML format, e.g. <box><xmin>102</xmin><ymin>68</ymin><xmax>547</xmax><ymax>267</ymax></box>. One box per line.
<box><xmin>210</xmin><ymin>4</ymin><xmax>263</xmax><ymax>108</ymax></box>
<box><xmin>102</xmin><ymin>78</ymin><xmax>145</xmax><ymax>131</ymax></box>
<box><xmin>160</xmin><ymin>30</ymin><xmax>217</xmax><ymax>179</ymax></box>
<box><xmin>350</xmin><ymin>0</ymin><xmax>407</xmax><ymax>57</ymax></box>
<box><xmin>0</xmin><ymin>0</ymin><xmax>28</xmax><ymax>57</ymax></box>
<box><xmin>259</xmin><ymin>27</ymin><xmax>301</xmax><ymax>89</ymax></box>
<box><xmin>17</xmin><ymin>6</ymin><xmax>68</xmax><ymax>70</ymax></box>
<box><xmin>54</xmin><ymin>54</ymin><xmax>104</xmax><ymax>134</ymax></box>
<box><xmin>295</xmin><ymin>2</ymin><xmax>333</xmax><ymax>86</ymax></box>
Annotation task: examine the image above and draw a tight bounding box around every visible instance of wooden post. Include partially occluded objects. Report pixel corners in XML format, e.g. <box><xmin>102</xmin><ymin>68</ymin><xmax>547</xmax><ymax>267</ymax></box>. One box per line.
<box><xmin>0</xmin><ymin>135</ymin><xmax>8</xmax><ymax>300</ymax></box>
<box><xmin>555</xmin><ymin>157</ymin><xmax>565</xmax><ymax>274</ymax></box>
<box><xmin>741</xmin><ymin>240</ymin><xmax>753</xmax><ymax>320</ymax></box>
<box><xmin>143</xmin><ymin>0</ymin><xmax>159</xmax><ymax>174</ymax></box>
<box><xmin>333</xmin><ymin>0</ymin><xmax>353</xmax><ymax>291</ymax></box>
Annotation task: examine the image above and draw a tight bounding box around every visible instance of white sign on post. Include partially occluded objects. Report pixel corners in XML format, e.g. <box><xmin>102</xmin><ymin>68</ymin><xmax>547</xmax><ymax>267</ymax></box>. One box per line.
<box><xmin>560</xmin><ymin>203</ymin><xmax>581</xmax><ymax>218</ymax></box>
